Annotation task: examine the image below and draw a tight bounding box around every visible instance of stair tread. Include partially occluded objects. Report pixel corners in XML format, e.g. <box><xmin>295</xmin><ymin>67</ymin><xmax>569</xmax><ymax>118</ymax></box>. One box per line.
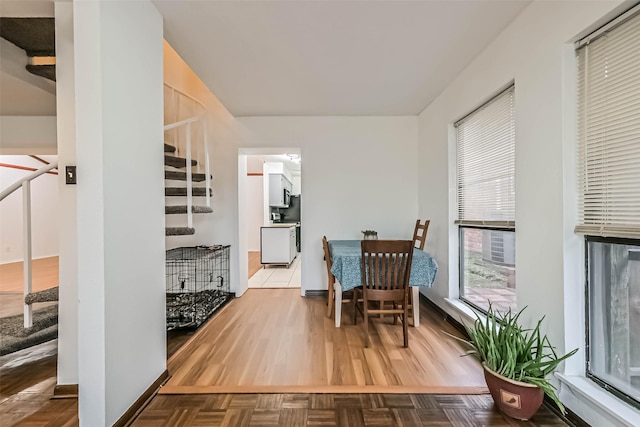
<box><xmin>25</xmin><ymin>287</ymin><xmax>59</xmax><ymax>305</ymax></box>
<box><xmin>164</xmin><ymin>171</ymin><xmax>209</xmax><ymax>182</ymax></box>
<box><xmin>165</xmin><ymin>205</ymin><xmax>213</xmax><ymax>214</ymax></box>
<box><xmin>165</xmin><ymin>227</ymin><xmax>196</xmax><ymax>236</ymax></box>
<box><xmin>164</xmin><ymin>143</ymin><xmax>176</xmax><ymax>153</ymax></box>
<box><xmin>164</xmin><ymin>155</ymin><xmax>197</xmax><ymax>168</ymax></box>
<box><xmin>26</xmin><ymin>64</ymin><xmax>56</xmax><ymax>82</ymax></box>
<box><xmin>165</xmin><ymin>187</ymin><xmax>212</xmax><ymax>197</ymax></box>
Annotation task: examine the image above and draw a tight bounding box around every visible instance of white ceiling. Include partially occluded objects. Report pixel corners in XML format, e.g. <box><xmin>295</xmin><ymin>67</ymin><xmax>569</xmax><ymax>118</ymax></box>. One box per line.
<box><xmin>154</xmin><ymin>0</ymin><xmax>530</xmax><ymax>116</ymax></box>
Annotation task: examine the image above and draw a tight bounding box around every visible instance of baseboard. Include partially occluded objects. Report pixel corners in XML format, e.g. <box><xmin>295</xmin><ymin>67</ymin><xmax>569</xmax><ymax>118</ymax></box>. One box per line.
<box><xmin>159</xmin><ymin>384</ymin><xmax>489</xmax><ymax>395</ymax></box>
<box><xmin>113</xmin><ymin>369</ymin><xmax>169</xmax><ymax>427</ymax></box>
<box><xmin>52</xmin><ymin>383</ymin><xmax>78</xmax><ymax>399</ymax></box>
<box><xmin>543</xmin><ymin>395</ymin><xmax>590</xmax><ymax>427</ymax></box>
<box><xmin>304</xmin><ymin>290</ymin><xmax>328</xmax><ymax>298</ymax></box>
<box><xmin>418</xmin><ymin>293</ymin><xmax>469</xmax><ymax>337</ymax></box>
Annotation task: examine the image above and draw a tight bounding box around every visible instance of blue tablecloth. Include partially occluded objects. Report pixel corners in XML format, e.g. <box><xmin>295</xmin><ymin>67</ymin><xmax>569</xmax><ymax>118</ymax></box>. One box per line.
<box><xmin>328</xmin><ymin>240</ymin><xmax>438</xmax><ymax>292</ymax></box>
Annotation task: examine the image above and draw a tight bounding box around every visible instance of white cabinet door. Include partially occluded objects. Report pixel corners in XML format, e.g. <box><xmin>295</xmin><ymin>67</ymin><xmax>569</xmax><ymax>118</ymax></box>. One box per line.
<box><xmin>261</xmin><ymin>226</ymin><xmax>296</xmax><ymax>265</ymax></box>
<box><xmin>289</xmin><ymin>228</ymin><xmax>296</xmax><ymax>262</ymax></box>
<box><xmin>268</xmin><ymin>174</ymin><xmax>284</xmax><ymax>206</ymax></box>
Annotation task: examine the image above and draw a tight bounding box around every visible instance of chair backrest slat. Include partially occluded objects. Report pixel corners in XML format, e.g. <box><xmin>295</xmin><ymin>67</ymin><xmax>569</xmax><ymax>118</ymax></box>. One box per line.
<box><xmin>412</xmin><ymin>219</ymin><xmax>430</xmax><ymax>250</ymax></box>
<box><xmin>360</xmin><ymin>240</ymin><xmax>413</xmax><ymax>292</ymax></box>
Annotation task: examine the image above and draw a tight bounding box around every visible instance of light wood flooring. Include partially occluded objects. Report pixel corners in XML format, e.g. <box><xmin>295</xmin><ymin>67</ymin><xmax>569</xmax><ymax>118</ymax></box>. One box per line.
<box><xmin>0</xmin><ymin>291</ymin><xmax>571</xmax><ymax>427</ymax></box>
<box><xmin>0</xmin><ymin>257</ymin><xmax>59</xmax><ymax>318</ymax></box>
<box><xmin>0</xmin><ymin>257</ymin><xmax>59</xmax><ymax>293</ymax></box>
<box><xmin>248</xmin><ymin>251</ymin><xmax>262</xmax><ymax>279</ymax></box>
<box><xmin>162</xmin><ymin>289</ymin><xmax>487</xmax><ymax>394</ymax></box>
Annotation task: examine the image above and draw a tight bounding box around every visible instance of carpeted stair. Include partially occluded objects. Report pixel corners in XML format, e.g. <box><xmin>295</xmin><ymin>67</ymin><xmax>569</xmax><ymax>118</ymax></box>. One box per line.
<box><xmin>164</xmin><ymin>143</ymin><xmax>214</xmax><ymax>236</ymax></box>
<box><xmin>165</xmin><ymin>155</ymin><xmax>197</xmax><ymax>168</ymax></box>
<box><xmin>165</xmin><ymin>205</ymin><xmax>213</xmax><ymax>215</ymax></box>
<box><xmin>166</xmin><ymin>227</ymin><xmax>196</xmax><ymax>236</ymax></box>
<box><xmin>0</xmin><ymin>305</ymin><xmax>58</xmax><ymax>356</ymax></box>
<box><xmin>0</xmin><ymin>18</ymin><xmax>56</xmax><ymax>82</ymax></box>
<box><xmin>165</xmin><ymin>171</ymin><xmax>209</xmax><ymax>182</ymax></box>
<box><xmin>24</xmin><ymin>286</ymin><xmax>59</xmax><ymax>305</ymax></box>
<box><xmin>165</xmin><ymin>187</ymin><xmax>213</xmax><ymax>197</ymax></box>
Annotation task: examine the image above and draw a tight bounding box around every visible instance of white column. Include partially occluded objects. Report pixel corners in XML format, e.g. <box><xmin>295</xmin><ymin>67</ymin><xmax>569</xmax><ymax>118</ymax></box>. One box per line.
<box><xmin>55</xmin><ymin>0</ymin><xmax>79</xmax><ymax>387</ymax></box>
<box><xmin>74</xmin><ymin>1</ymin><xmax>165</xmax><ymax>425</ymax></box>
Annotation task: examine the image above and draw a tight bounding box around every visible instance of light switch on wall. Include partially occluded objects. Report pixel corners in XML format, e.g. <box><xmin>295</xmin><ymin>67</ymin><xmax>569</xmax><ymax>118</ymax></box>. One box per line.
<box><xmin>65</xmin><ymin>166</ymin><xmax>76</xmax><ymax>184</ymax></box>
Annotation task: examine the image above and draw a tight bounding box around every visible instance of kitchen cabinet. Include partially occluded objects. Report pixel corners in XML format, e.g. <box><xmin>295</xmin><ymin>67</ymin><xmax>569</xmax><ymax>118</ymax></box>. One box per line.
<box><xmin>261</xmin><ymin>225</ymin><xmax>297</xmax><ymax>266</ymax></box>
<box><xmin>269</xmin><ymin>173</ymin><xmax>292</xmax><ymax>207</ymax></box>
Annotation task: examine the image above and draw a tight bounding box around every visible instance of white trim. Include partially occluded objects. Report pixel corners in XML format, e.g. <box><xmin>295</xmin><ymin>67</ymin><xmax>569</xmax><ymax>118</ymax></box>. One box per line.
<box><xmin>557</xmin><ymin>374</ymin><xmax>640</xmax><ymax>427</ymax></box>
<box><xmin>444</xmin><ymin>297</ymin><xmax>485</xmax><ymax>329</ymax></box>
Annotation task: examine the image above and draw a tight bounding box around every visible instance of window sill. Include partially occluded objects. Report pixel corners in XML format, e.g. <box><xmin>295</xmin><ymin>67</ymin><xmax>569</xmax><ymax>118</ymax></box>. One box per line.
<box><xmin>557</xmin><ymin>373</ymin><xmax>640</xmax><ymax>426</ymax></box>
<box><xmin>444</xmin><ymin>298</ymin><xmax>483</xmax><ymax>326</ymax></box>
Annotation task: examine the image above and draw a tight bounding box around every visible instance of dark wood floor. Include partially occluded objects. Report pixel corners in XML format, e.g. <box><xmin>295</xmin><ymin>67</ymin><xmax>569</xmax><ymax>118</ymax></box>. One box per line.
<box><xmin>0</xmin><ymin>330</ymin><xmax>195</xmax><ymax>426</ymax></box>
<box><xmin>132</xmin><ymin>393</ymin><xmax>569</xmax><ymax>426</ymax></box>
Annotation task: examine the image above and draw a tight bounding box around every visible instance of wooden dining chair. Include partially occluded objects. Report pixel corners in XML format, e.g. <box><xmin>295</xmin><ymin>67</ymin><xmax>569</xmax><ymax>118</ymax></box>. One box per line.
<box><xmin>412</xmin><ymin>219</ymin><xmax>430</xmax><ymax>250</ymax></box>
<box><xmin>405</xmin><ymin>219</ymin><xmax>430</xmax><ymax>325</ymax></box>
<box><xmin>322</xmin><ymin>236</ymin><xmax>356</xmax><ymax>321</ymax></box>
<box><xmin>322</xmin><ymin>236</ymin><xmax>335</xmax><ymax>318</ymax></box>
<box><xmin>357</xmin><ymin>240</ymin><xmax>414</xmax><ymax>348</ymax></box>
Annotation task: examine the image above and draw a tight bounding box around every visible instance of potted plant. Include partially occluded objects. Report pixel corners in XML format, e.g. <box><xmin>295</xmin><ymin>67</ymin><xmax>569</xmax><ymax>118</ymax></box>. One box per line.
<box><xmin>361</xmin><ymin>229</ymin><xmax>378</xmax><ymax>240</ymax></box>
<box><xmin>446</xmin><ymin>305</ymin><xmax>577</xmax><ymax>420</ymax></box>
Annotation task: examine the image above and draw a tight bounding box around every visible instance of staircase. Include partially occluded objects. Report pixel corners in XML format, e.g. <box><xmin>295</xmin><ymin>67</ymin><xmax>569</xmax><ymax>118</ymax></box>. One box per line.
<box><xmin>0</xmin><ymin>18</ymin><xmax>57</xmax><ymax>82</ymax></box>
<box><xmin>164</xmin><ymin>142</ymin><xmax>212</xmax><ymax>236</ymax></box>
<box><xmin>163</xmin><ymin>85</ymin><xmax>213</xmax><ymax>236</ymax></box>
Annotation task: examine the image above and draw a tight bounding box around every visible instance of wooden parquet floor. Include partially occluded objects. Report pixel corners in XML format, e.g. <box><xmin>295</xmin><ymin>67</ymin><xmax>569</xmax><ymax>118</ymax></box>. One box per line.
<box><xmin>132</xmin><ymin>392</ymin><xmax>569</xmax><ymax>426</ymax></box>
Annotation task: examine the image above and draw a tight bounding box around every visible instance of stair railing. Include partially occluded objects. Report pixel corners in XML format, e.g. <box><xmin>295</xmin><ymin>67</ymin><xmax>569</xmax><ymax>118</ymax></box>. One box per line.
<box><xmin>0</xmin><ymin>161</ymin><xmax>58</xmax><ymax>327</ymax></box>
<box><xmin>164</xmin><ymin>84</ymin><xmax>211</xmax><ymax>232</ymax></box>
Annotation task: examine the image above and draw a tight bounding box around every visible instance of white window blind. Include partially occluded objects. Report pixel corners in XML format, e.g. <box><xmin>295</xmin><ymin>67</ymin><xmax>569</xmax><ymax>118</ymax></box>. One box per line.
<box><xmin>456</xmin><ymin>86</ymin><xmax>515</xmax><ymax>228</ymax></box>
<box><xmin>576</xmin><ymin>8</ymin><xmax>640</xmax><ymax>239</ymax></box>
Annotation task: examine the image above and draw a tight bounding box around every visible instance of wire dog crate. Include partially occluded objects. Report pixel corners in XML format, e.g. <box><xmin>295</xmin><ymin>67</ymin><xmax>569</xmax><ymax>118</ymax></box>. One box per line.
<box><xmin>165</xmin><ymin>245</ymin><xmax>231</xmax><ymax>330</ymax></box>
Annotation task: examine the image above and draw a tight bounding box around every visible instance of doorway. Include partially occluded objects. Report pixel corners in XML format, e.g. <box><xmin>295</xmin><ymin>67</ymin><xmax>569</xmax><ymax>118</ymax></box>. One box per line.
<box><xmin>238</xmin><ymin>148</ymin><xmax>302</xmax><ymax>296</ymax></box>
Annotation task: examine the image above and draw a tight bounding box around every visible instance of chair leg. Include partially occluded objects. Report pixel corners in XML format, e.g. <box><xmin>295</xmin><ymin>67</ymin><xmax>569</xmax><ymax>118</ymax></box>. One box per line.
<box><xmin>327</xmin><ymin>279</ymin><xmax>334</xmax><ymax>318</ymax></box>
<box><xmin>352</xmin><ymin>290</ymin><xmax>357</xmax><ymax>325</ymax></box>
<box><xmin>393</xmin><ymin>302</ymin><xmax>398</xmax><ymax>325</ymax></box>
<box><xmin>334</xmin><ymin>282</ymin><xmax>342</xmax><ymax>328</ymax></box>
<box><xmin>364</xmin><ymin>305</ymin><xmax>369</xmax><ymax>348</ymax></box>
<box><xmin>403</xmin><ymin>305</ymin><xmax>409</xmax><ymax>348</ymax></box>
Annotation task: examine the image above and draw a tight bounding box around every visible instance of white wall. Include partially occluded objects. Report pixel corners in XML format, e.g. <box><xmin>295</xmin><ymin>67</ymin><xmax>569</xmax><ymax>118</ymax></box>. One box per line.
<box><xmin>238</xmin><ymin>116</ymin><xmax>419</xmax><ymax>291</ymax></box>
<box><xmin>55</xmin><ymin>0</ymin><xmax>78</xmax><ymax>387</ymax></box>
<box><xmin>0</xmin><ymin>116</ymin><xmax>57</xmax><ymax>154</ymax></box>
<box><xmin>74</xmin><ymin>1</ymin><xmax>166</xmax><ymax>425</ymax></box>
<box><xmin>163</xmin><ymin>41</ymin><xmax>249</xmax><ymax>297</ymax></box>
<box><xmin>416</xmin><ymin>1</ymin><xmax>639</xmax><ymax>425</ymax></box>
<box><xmin>245</xmin><ymin>175</ymin><xmax>264</xmax><ymax>252</ymax></box>
<box><xmin>0</xmin><ymin>156</ymin><xmax>59</xmax><ymax>263</ymax></box>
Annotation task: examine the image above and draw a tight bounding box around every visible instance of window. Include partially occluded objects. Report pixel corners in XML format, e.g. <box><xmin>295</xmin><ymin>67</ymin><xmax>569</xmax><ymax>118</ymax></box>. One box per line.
<box><xmin>576</xmin><ymin>6</ymin><xmax>640</xmax><ymax>407</ymax></box>
<box><xmin>587</xmin><ymin>238</ymin><xmax>640</xmax><ymax>406</ymax></box>
<box><xmin>456</xmin><ymin>85</ymin><xmax>516</xmax><ymax>314</ymax></box>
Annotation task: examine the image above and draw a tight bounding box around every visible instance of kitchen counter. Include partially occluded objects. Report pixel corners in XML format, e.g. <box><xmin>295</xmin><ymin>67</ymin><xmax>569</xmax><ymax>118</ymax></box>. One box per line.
<box><xmin>261</xmin><ymin>224</ymin><xmax>297</xmax><ymax>266</ymax></box>
<box><xmin>263</xmin><ymin>223</ymin><xmax>297</xmax><ymax>228</ymax></box>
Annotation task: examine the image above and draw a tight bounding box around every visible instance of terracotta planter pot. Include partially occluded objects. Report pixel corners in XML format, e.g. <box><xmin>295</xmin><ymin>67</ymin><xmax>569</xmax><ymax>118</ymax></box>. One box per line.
<box><xmin>482</xmin><ymin>364</ymin><xmax>544</xmax><ymax>421</ymax></box>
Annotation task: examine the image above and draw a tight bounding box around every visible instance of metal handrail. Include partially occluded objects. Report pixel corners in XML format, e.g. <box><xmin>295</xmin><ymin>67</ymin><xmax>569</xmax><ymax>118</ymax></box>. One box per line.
<box><xmin>164</xmin><ymin>115</ymin><xmax>202</xmax><ymax>132</ymax></box>
<box><xmin>0</xmin><ymin>162</ymin><xmax>58</xmax><ymax>201</ymax></box>
<box><xmin>0</xmin><ymin>161</ymin><xmax>58</xmax><ymax>328</ymax></box>
<box><xmin>164</xmin><ymin>85</ymin><xmax>211</xmax><ymax>231</ymax></box>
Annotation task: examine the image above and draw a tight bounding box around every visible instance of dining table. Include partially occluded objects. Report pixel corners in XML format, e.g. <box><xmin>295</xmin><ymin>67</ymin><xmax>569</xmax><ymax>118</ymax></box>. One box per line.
<box><xmin>328</xmin><ymin>240</ymin><xmax>438</xmax><ymax>328</ymax></box>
